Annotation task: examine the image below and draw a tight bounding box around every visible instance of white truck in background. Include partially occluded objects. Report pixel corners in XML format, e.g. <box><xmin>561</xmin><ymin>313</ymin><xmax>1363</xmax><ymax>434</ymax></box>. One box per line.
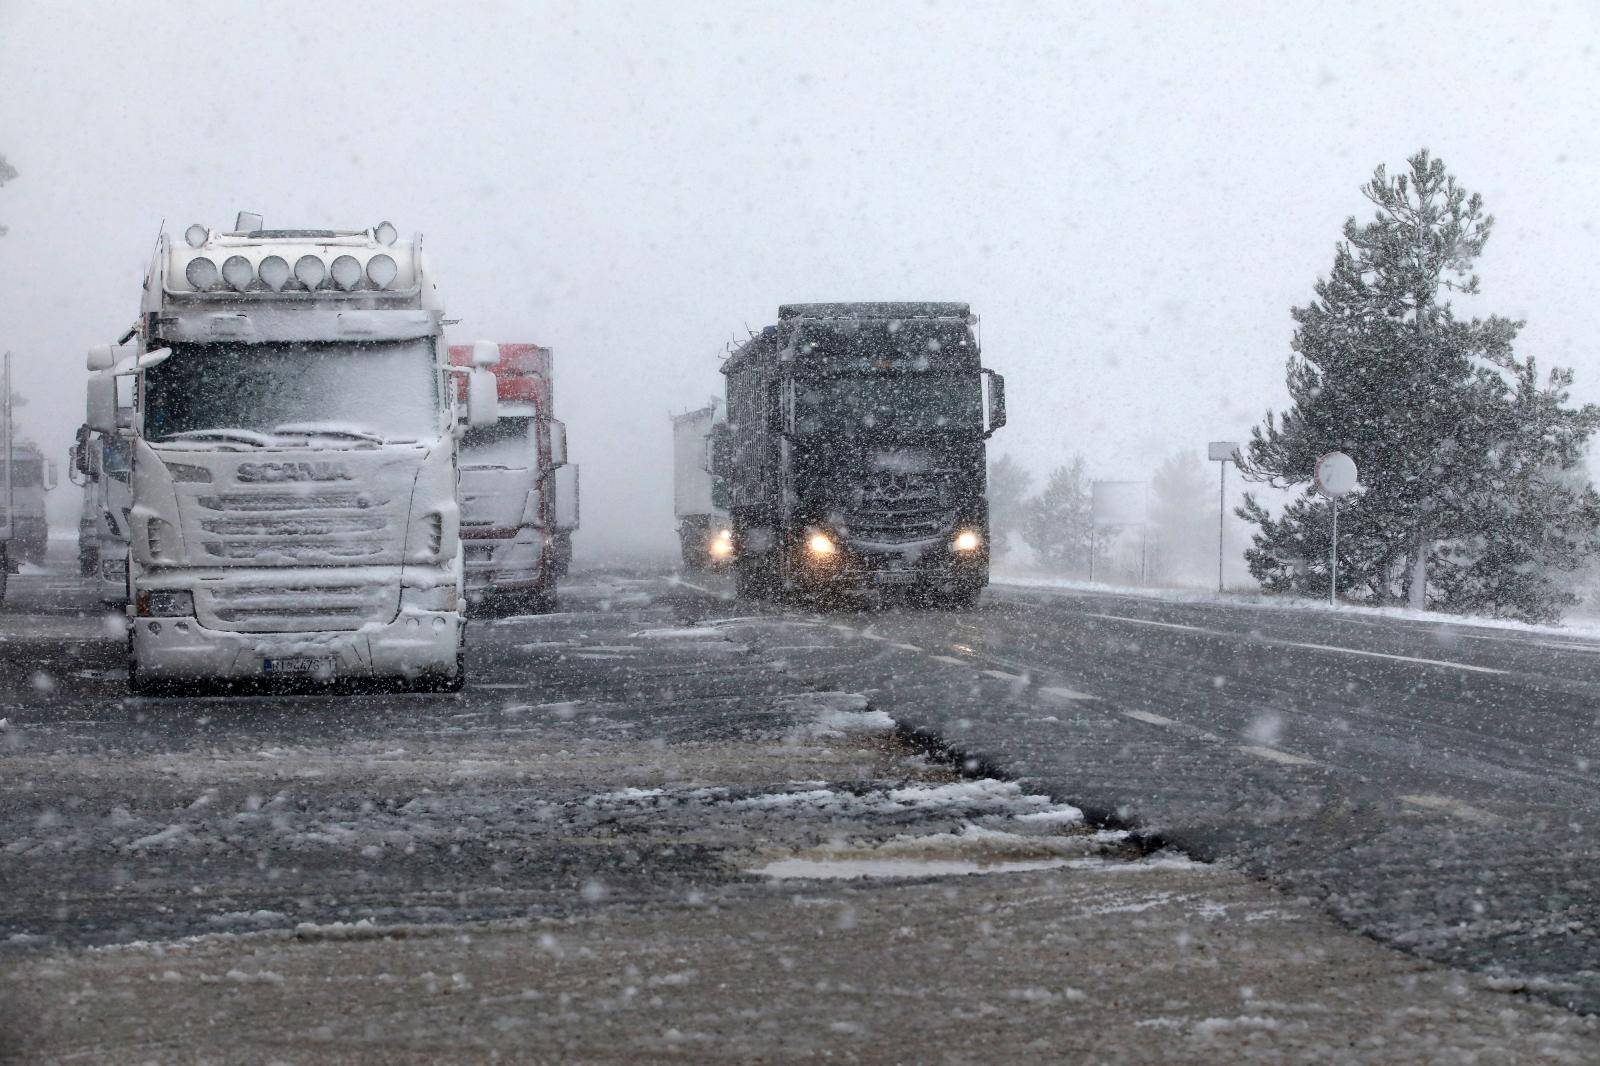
<box><xmin>71</xmin><ymin>421</ymin><xmax>132</xmax><ymax>600</ymax></box>
<box><xmin>449</xmin><ymin>341</ymin><xmax>579</xmax><ymax>612</ymax></box>
<box><xmin>0</xmin><ymin>353</ymin><xmax>57</xmax><ymax>603</ymax></box>
<box><xmin>83</xmin><ymin>215</ymin><xmax>499</xmax><ymax>693</ymax></box>
<box><xmin>672</xmin><ymin>402</ymin><xmax>730</xmax><ymax>571</ymax></box>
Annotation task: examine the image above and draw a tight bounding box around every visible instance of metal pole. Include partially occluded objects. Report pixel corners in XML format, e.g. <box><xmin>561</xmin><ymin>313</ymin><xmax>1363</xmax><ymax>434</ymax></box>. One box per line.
<box><xmin>1217</xmin><ymin>460</ymin><xmax>1226</xmax><ymax>593</ymax></box>
<box><xmin>1329</xmin><ymin>497</ymin><xmax>1338</xmax><ymax>607</ymax></box>
<box><xmin>3</xmin><ymin>353</ymin><xmax>12</xmax><ymax>535</ymax></box>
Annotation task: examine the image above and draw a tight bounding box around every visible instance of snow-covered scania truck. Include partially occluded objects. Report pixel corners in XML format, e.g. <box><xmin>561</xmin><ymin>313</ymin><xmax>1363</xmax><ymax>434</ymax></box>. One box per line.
<box><xmin>671</xmin><ymin>402</ymin><xmax>730</xmax><ymax>570</ymax></box>
<box><xmin>84</xmin><ymin>216</ymin><xmax>500</xmax><ymax>692</ymax></box>
<box><xmin>448</xmin><ymin>342</ymin><xmax>578</xmax><ymax>612</ymax></box>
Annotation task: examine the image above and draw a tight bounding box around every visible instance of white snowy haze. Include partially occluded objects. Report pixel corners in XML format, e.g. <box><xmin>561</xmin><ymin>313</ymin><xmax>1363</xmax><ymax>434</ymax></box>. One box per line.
<box><xmin>3</xmin><ymin>1</ymin><xmax>1600</xmax><ymax>562</ymax></box>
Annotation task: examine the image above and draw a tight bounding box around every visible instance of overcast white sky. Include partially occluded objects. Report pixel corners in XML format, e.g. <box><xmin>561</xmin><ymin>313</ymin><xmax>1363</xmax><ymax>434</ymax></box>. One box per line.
<box><xmin>3</xmin><ymin>1</ymin><xmax>1599</xmax><ymax>560</ymax></box>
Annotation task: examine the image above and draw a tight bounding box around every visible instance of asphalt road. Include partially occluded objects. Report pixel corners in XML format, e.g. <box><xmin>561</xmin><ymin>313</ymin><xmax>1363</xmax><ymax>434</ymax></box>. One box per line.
<box><xmin>4</xmin><ymin>548</ymin><xmax>1600</xmax><ymax>1060</ymax></box>
<box><xmin>671</xmin><ymin>573</ymin><xmax>1600</xmax><ymax>1014</ymax></box>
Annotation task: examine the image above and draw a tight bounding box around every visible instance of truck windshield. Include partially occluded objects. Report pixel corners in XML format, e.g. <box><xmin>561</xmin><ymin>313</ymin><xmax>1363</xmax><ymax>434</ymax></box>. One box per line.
<box><xmin>143</xmin><ymin>339</ymin><xmax>439</xmax><ymax>446</ymax></box>
<box><xmin>461</xmin><ymin>417</ymin><xmax>538</xmax><ymax>469</ymax></box>
<box><xmin>795</xmin><ymin>374</ymin><xmax>981</xmax><ymax>438</ymax></box>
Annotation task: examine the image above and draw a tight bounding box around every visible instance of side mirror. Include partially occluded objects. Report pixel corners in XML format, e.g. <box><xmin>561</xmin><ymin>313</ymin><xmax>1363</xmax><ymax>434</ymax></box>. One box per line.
<box><xmin>86</xmin><ymin>373</ymin><xmax>118</xmax><ymax>435</ymax></box>
<box><xmin>87</xmin><ymin>345</ymin><xmax>116</xmax><ymax>372</ymax></box>
<box><xmin>45</xmin><ymin>460</ymin><xmax>58</xmax><ymax>491</ymax></box>
<box><xmin>467</xmin><ymin>367</ymin><xmax>499</xmax><ymax>427</ymax></box>
<box><xmin>548</xmin><ymin>419</ymin><xmax>568</xmax><ymax>467</ymax></box>
<box><xmin>983</xmin><ymin>369</ymin><xmax>1006</xmax><ymax>436</ymax></box>
<box><xmin>551</xmin><ymin>464</ymin><xmax>579</xmax><ymax>531</ymax></box>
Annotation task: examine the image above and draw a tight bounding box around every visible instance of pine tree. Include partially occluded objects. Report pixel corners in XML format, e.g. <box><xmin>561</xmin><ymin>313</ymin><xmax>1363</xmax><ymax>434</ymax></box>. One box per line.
<box><xmin>1239</xmin><ymin>150</ymin><xmax>1600</xmax><ymax>621</ymax></box>
<box><xmin>1022</xmin><ymin>456</ymin><xmax>1095</xmax><ymax>572</ymax></box>
<box><xmin>986</xmin><ymin>453</ymin><xmax>1032</xmax><ymax>560</ymax></box>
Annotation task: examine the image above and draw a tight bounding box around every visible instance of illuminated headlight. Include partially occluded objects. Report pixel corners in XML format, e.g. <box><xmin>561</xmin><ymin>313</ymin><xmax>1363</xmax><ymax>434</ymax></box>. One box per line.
<box><xmin>952</xmin><ymin>530</ymin><xmax>983</xmax><ymax>552</ymax></box>
<box><xmin>258</xmin><ymin>255</ymin><xmax>290</xmax><ymax>291</ymax></box>
<box><xmin>185</xmin><ymin>257</ymin><xmax>220</xmax><ymax>290</ymax></box>
<box><xmin>221</xmin><ymin>255</ymin><xmax>255</xmax><ymax>292</ymax></box>
<box><xmin>366</xmin><ymin>253</ymin><xmax>398</xmax><ymax>288</ymax></box>
<box><xmin>136</xmin><ymin>589</ymin><xmax>194</xmax><ymax>617</ymax></box>
<box><xmin>806</xmin><ymin>531</ymin><xmax>837</xmax><ymax>557</ymax></box>
<box><xmin>330</xmin><ymin>255</ymin><xmax>363</xmax><ymax>291</ymax></box>
<box><xmin>294</xmin><ymin>254</ymin><xmax>326</xmax><ymax>290</ymax></box>
<box><xmin>709</xmin><ymin>528</ymin><xmax>734</xmax><ymax>558</ymax></box>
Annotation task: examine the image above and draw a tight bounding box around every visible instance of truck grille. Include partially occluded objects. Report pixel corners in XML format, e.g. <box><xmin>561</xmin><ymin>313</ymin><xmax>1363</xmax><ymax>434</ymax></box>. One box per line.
<box><xmin>202</xmin><ymin>583</ymin><xmax>396</xmax><ymax>632</ymax></box>
<box><xmin>195</xmin><ymin>492</ymin><xmax>392</xmax><ymax>561</ymax></box>
<box><xmin>842</xmin><ymin>472</ymin><xmax>951</xmax><ymax>544</ymax></box>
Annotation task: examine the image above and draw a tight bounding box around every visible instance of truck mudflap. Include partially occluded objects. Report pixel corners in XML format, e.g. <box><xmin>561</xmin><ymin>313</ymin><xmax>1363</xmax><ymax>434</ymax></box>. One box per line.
<box><xmin>129</xmin><ymin>606</ymin><xmax>462</xmax><ymax>682</ymax></box>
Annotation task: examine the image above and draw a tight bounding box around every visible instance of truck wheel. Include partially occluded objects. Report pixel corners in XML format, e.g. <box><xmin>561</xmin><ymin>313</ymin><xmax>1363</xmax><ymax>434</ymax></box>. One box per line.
<box><xmin>414</xmin><ymin>652</ymin><xmax>466</xmax><ymax>694</ymax></box>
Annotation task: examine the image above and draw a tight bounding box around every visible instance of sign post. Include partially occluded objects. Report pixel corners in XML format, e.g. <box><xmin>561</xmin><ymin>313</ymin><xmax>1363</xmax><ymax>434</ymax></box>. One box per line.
<box><xmin>1314</xmin><ymin>451</ymin><xmax>1358</xmax><ymax>607</ymax></box>
<box><xmin>1207</xmin><ymin>442</ymin><xmax>1239</xmax><ymax>593</ymax></box>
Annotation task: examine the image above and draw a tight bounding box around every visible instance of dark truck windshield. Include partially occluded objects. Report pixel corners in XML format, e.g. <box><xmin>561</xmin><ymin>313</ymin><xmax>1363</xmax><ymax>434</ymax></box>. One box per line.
<box><xmin>795</xmin><ymin>374</ymin><xmax>981</xmax><ymax>438</ymax></box>
<box><xmin>143</xmin><ymin>340</ymin><xmax>439</xmax><ymax>445</ymax></box>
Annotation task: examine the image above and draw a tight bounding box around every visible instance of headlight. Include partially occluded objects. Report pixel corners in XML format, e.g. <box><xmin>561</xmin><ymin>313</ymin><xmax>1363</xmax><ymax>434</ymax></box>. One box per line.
<box><xmin>806</xmin><ymin>531</ymin><xmax>837</xmax><ymax>556</ymax></box>
<box><xmin>366</xmin><ymin>253</ymin><xmax>398</xmax><ymax>288</ymax></box>
<box><xmin>952</xmin><ymin>530</ymin><xmax>982</xmax><ymax>552</ymax></box>
<box><xmin>294</xmin><ymin>254</ymin><xmax>326</xmax><ymax>290</ymax></box>
<box><xmin>136</xmin><ymin>590</ymin><xmax>194</xmax><ymax>617</ymax></box>
<box><xmin>709</xmin><ymin>529</ymin><xmax>734</xmax><ymax>558</ymax></box>
<box><xmin>221</xmin><ymin>255</ymin><xmax>255</xmax><ymax>292</ymax></box>
<box><xmin>330</xmin><ymin>255</ymin><xmax>363</xmax><ymax>291</ymax></box>
<box><xmin>258</xmin><ymin>255</ymin><xmax>290</xmax><ymax>291</ymax></box>
<box><xmin>185</xmin><ymin>257</ymin><xmax>220</xmax><ymax>290</ymax></box>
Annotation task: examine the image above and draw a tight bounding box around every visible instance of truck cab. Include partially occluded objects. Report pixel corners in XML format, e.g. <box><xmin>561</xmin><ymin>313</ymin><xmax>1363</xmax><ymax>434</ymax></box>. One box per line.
<box><xmin>448</xmin><ymin>342</ymin><xmax>578</xmax><ymax>612</ymax></box>
<box><xmin>718</xmin><ymin>302</ymin><xmax>1005</xmax><ymax>606</ymax></box>
<box><xmin>85</xmin><ymin>217</ymin><xmax>496</xmax><ymax>692</ymax></box>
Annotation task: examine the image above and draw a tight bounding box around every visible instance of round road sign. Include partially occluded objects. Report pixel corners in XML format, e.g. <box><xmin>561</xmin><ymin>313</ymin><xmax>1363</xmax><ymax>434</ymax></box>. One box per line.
<box><xmin>1315</xmin><ymin>451</ymin><xmax>1358</xmax><ymax>498</ymax></box>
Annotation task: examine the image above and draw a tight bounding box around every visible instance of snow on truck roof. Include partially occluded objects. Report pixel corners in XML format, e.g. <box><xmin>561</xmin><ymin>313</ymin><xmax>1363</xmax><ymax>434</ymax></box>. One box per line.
<box><xmin>777</xmin><ymin>302</ymin><xmax>972</xmax><ymax>321</ymax></box>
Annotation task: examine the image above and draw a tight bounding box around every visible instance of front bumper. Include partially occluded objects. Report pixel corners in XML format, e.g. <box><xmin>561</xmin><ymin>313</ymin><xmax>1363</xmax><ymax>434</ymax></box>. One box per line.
<box><xmin>130</xmin><ymin>607</ymin><xmax>463</xmax><ymax>681</ymax></box>
<box><xmin>463</xmin><ymin>528</ymin><xmax>549</xmax><ymax>595</ymax></box>
<box><xmin>793</xmin><ymin>540</ymin><xmax>988</xmax><ymax>592</ymax></box>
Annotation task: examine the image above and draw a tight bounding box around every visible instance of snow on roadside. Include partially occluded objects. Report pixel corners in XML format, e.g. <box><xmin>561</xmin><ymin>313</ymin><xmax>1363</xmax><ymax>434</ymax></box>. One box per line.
<box><xmin>993</xmin><ymin>573</ymin><xmax>1600</xmax><ymax>641</ymax></box>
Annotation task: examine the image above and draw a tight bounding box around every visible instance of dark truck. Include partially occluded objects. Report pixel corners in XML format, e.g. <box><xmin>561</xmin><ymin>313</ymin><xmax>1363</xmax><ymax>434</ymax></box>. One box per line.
<box><xmin>713</xmin><ymin>302</ymin><xmax>1005</xmax><ymax>606</ymax></box>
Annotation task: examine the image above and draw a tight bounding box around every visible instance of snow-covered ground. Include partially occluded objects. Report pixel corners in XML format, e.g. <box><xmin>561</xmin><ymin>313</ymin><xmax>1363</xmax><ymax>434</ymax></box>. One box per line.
<box><xmin>993</xmin><ymin>571</ymin><xmax>1600</xmax><ymax>641</ymax></box>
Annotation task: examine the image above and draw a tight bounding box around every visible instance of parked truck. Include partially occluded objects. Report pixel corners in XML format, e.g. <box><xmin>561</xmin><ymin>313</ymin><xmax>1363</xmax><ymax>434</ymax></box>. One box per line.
<box><xmin>448</xmin><ymin>341</ymin><xmax>578</xmax><ymax>612</ymax></box>
<box><xmin>83</xmin><ymin>215</ymin><xmax>499</xmax><ymax>692</ymax></box>
<box><xmin>70</xmin><ymin>422</ymin><xmax>133</xmax><ymax>600</ymax></box>
<box><xmin>672</xmin><ymin>402</ymin><xmax>731</xmax><ymax>571</ymax></box>
<box><xmin>714</xmin><ymin>302</ymin><xmax>1005</xmax><ymax>606</ymax></box>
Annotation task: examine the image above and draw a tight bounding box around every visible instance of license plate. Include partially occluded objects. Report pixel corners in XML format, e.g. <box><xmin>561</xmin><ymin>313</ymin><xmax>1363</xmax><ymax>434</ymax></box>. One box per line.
<box><xmin>263</xmin><ymin>657</ymin><xmax>334</xmax><ymax>676</ymax></box>
<box><xmin>874</xmin><ymin>572</ymin><xmax>917</xmax><ymax>586</ymax></box>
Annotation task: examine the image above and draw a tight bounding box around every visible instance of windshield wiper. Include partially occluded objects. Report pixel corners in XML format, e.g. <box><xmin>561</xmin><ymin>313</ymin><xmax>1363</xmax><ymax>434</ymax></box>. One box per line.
<box><xmin>272</xmin><ymin>423</ymin><xmax>385</xmax><ymax>446</ymax></box>
<box><xmin>165</xmin><ymin>429</ymin><xmax>274</xmax><ymax>448</ymax></box>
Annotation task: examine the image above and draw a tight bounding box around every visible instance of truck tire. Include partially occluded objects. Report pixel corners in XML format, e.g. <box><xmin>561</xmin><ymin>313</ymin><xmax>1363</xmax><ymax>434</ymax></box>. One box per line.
<box><xmin>414</xmin><ymin>652</ymin><xmax>466</xmax><ymax>694</ymax></box>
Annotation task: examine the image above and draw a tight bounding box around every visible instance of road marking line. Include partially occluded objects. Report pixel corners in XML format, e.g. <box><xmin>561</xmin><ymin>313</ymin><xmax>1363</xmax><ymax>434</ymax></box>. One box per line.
<box><xmin>672</xmin><ymin>578</ymin><xmax>717</xmax><ymax>596</ymax></box>
<box><xmin>1123</xmin><ymin>709</ymin><xmax>1178</xmax><ymax>727</ymax></box>
<box><xmin>1041</xmin><ymin>686</ymin><xmax>1096</xmax><ymax>702</ymax></box>
<box><xmin>890</xmin><ymin>642</ymin><xmax>922</xmax><ymax>652</ymax></box>
<box><xmin>1087</xmin><ymin>611</ymin><xmax>1507</xmax><ymax>676</ymax></box>
<box><xmin>861</xmin><ymin>632</ymin><xmax>890</xmax><ymax>641</ymax></box>
<box><xmin>983</xmin><ymin>669</ymin><xmax>1028</xmax><ymax>682</ymax></box>
<box><xmin>1085</xmin><ymin>613</ymin><xmax>1203</xmax><ymax>632</ymax></box>
<box><xmin>1238</xmin><ymin>745</ymin><xmax>1317</xmax><ymax>767</ymax></box>
<box><xmin>930</xmin><ymin>655</ymin><xmax>967</xmax><ymax>666</ymax></box>
<box><xmin>1280</xmin><ymin>640</ymin><xmax>1507</xmax><ymax>675</ymax></box>
<box><xmin>1400</xmin><ymin>793</ymin><xmax>1502</xmax><ymax>825</ymax></box>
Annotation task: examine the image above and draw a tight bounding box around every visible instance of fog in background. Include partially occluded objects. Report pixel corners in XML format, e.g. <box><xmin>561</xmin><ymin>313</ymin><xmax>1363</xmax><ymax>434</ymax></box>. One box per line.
<box><xmin>3</xmin><ymin>1</ymin><xmax>1599</xmax><ymax>566</ymax></box>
